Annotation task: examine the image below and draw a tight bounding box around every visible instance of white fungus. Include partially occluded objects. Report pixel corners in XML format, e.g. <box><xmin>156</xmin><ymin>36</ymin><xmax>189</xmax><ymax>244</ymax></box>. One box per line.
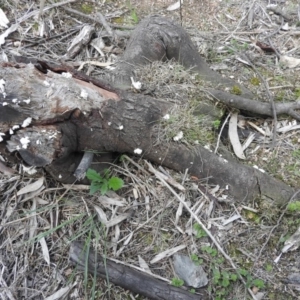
<box><xmin>130</xmin><ymin>77</ymin><xmax>142</xmax><ymax>90</ymax></box>
<box><xmin>62</xmin><ymin>72</ymin><xmax>72</xmax><ymax>78</ymax></box>
<box><xmin>163</xmin><ymin>114</ymin><xmax>170</xmax><ymax>120</ymax></box>
<box><xmin>20</xmin><ymin>136</ymin><xmax>30</xmax><ymax>149</ymax></box>
<box><xmin>80</xmin><ymin>89</ymin><xmax>88</xmax><ymax>99</ymax></box>
<box><xmin>134</xmin><ymin>148</ymin><xmax>142</xmax><ymax>155</ymax></box>
<box><xmin>173</xmin><ymin>131</ymin><xmax>183</xmax><ymax>141</ymax></box>
<box><xmin>0</xmin><ymin>79</ymin><xmax>5</xmax><ymax>93</ymax></box>
<box><xmin>23</xmin><ymin>99</ymin><xmax>31</xmax><ymax>104</ymax></box>
<box><xmin>21</xmin><ymin>165</ymin><xmax>37</xmax><ymax>175</ymax></box>
<box><xmin>21</xmin><ymin>117</ymin><xmax>32</xmax><ymax>128</ymax></box>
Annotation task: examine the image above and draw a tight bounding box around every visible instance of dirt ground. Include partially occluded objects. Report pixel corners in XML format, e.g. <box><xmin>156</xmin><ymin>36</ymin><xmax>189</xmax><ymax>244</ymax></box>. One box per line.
<box><xmin>1</xmin><ymin>0</ymin><xmax>300</xmax><ymax>299</ymax></box>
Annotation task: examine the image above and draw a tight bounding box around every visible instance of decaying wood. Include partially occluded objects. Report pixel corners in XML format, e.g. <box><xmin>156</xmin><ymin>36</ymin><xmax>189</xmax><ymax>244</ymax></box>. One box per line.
<box><xmin>0</xmin><ymin>15</ymin><xmax>298</xmax><ymax>205</ymax></box>
<box><xmin>69</xmin><ymin>241</ymin><xmax>206</xmax><ymax>300</ymax></box>
<box><xmin>74</xmin><ymin>151</ymin><xmax>94</xmax><ymax>180</ymax></box>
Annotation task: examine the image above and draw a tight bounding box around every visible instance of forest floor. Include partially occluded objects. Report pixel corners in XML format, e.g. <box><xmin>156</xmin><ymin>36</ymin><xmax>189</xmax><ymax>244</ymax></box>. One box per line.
<box><xmin>1</xmin><ymin>0</ymin><xmax>300</xmax><ymax>299</ymax></box>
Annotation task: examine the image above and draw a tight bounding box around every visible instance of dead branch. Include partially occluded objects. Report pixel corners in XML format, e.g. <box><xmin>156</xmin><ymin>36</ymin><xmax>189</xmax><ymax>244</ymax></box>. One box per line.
<box><xmin>207</xmin><ymin>89</ymin><xmax>300</xmax><ymax>120</ymax></box>
<box><xmin>69</xmin><ymin>241</ymin><xmax>207</xmax><ymax>300</ymax></box>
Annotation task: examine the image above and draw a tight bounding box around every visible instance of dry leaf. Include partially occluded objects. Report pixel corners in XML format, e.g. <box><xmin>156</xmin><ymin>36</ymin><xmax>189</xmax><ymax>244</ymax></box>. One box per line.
<box><xmin>228</xmin><ymin>113</ymin><xmax>246</xmax><ymax>159</ymax></box>
<box><xmin>106</xmin><ymin>213</ymin><xmax>130</xmax><ymax>228</ymax></box>
<box><xmin>167</xmin><ymin>0</ymin><xmax>183</xmax><ymax>11</ymax></box>
<box><xmin>98</xmin><ymin>195</ymin><xmax>126</xmax><ymax>207</ymax></box>
<box><xmin>0</xmin><ymin>8</ymin><xmax>9</xmax><ymax>28</ymax></box>
<box><xmin>242</xmin><ymin>133</ymin><xmax>255</xmax><ymax>151</ymax></box>
<box><xmin>282</xmin><ymin>226</ymin><xmax>300</xmax><ymax>253</ymax></box>
<box><xmin>0</xmin><ymin>160</ymin><xmax>16</xmax><ymax>175</ymax></box>
<box><xmin>138</xmin><ymin>255</ymin><xmax>152</xmax><ymax>273</ymax></box>
<box><xmin>40</xmin><ymin>237</ymin><xmax>50</xmax><ymax>266</ymax></box>
<box><xmin>123</xmin><ymin>232</ymin><xmax>134</xmax><ymax>246</ymax></box>
<box><xmin>112</xmin><ymin>225</ymin><xmax>120</xmax><ymax>256</ymax></box>
<box><xmin>150</xmin><ymin>244</ymin><xmax>186</xmax><ymax>264</ymax></box>
<box><xmin>28</xmin><ymin>198</ymin><xmax>37</xmax><ymax>240</ymax></box>
<box><xmin>94</xmin><ymin>205</ymin><xmax>108</xmax><ymax>223</ymax></box>
<box><xmin>175</xmin><ymin>200</ymin><xmax>183</xmax><ymax>225</ymax></box>
<box><xmin>280</xmin><ymin>55</ymin><xmax>300</xmax><ymax>68</ymax></box>
<box><xmin>0</xmin><ymin>23</ymin><xmax>19</xmax><ymax>45</ymax></box>
<box><xmin>44</xmin><ymin>284</ymin><xmax>74</xmax><ymax>300</ymax></box>
<box><xmin>17</xmin><ymin>177</ymin><xmax>44</xmax><ymax>196</ymax></box>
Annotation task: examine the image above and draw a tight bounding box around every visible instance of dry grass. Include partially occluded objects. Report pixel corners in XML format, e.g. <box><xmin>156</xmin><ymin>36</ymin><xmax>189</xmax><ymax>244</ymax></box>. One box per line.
<box><xmin>1</xmin><ymin>0</ymin><xmax>300</xmax><ymax>300</ymax></box>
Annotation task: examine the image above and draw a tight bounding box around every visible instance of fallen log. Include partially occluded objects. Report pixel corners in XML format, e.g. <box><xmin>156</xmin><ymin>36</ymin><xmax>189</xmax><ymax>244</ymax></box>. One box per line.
<box><xmin>0</xmin><ymin>15</ymin><xmax>298</xmax><ymax>204</ymax></box>
<box><xmin>69</xmin><ymin>241</ymin><xmax>207</xmax><ymax>300</ymax></box>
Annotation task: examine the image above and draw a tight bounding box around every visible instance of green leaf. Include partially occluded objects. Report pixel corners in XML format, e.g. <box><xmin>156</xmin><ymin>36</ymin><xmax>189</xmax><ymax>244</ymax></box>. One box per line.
<box><xmin>108</xmin><ymin>177</ymin><xmax>124</xmax><ymax>191</ymax></box>
<box><xmin>221</xmin><ymin>271</ymin><xmax>230</xmax><ymax>280</ymax></box>
<box><xmin>191</xmin><ymin>253</ymin><xmax>198</xmax><ymax>262</ymax></box>
<box><xmin>86</xmin><ymin>169</ymin><xmax>102</xmax><ymax>181</ymax></box>
<box><xmin>213</xmin><ymin>269</ymin><xmax>221</xmax><ymax>282</ymax></box>
<box><xmin>100</xmin><ymin>181</ymin><xmax>108</xmax><ymax>195</ymax></box>
<box><xmin>230</xmin><ymin>273</ymin><xmax>238</xmax><ymax>281</ymax></box>
<box><xmin>222</xmin><ymin>278</ymin><xmax>230</xmax><ymax>287</ymax></box>
<box><xmin>216</xmin><ymin>257</ymin><xmax>224</xmax><ymax>264</ymax></box>
<box><xmin>171</xmin><ymin>277</ymin><xmax>184</xmax><ymax>287</ymax></box>
<box><xmin>265</xmin><ymin>264</ymin><xmax>273</xmax><ymax>272</ymax></box>
<box><xmin>238</xmin><ymin>269</ymin><xmax>248</xmax><ymax>277</ymax></box>
<box><xmin>210</xmin><ymin>248</ymin><xmax>218</xmax><ymax>257</ymax></box>
<box><xmin>90</xmin><ymin>181</ymin><xmax>102</xmax><ymax>195</ymax></box>
<box><xmin>194</xmin><ymin>223</ymin><xmax>207</xmax><ymax>238</ymax></box>
<box><xmin>252</xmin><ymin>279</ymin><xmax>265</xmax><ymax>288</ymax></box>
<box><xmin>287</xmin><ymin>201</ymin><xmax>300</xmax><ymax>212</ymax></box>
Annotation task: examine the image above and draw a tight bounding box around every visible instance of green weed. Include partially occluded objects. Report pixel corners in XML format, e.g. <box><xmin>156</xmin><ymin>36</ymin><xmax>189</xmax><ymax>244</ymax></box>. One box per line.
<box><xmin>201</xmin><ymin>246</ymin><xmax>265</xmax><ymax>299</ymax></box>
<box><xmin>230</xmin><ymin>85</ymin><xmax>242</xmax><ymax>95</ymax></box>
<box><xmin>287</xmin><ymin>201</ymin><xmax>300</xmax><ymax>212</ymax></box>
<box><xmin>193</xmin><ymin>223</ymin><xmax>208</xmax><ymax>238</ymax></box>
<box><xmin>86</xmin><ymin>168</ymin><xmax>124</xmax><ymax>195</ymax></box>
<box><xmin>126</xmin><ymin>0</ymin><xmax>139</xmax><ymax>24</ymax></box>
<box><xmin>171</xmin><ymin>277</ymin><xmax>184</xmax><ymax>287</ymax></box>
<box><xmin>212</xmin><ymin>119</ymin><xmax>221</xmax><ymax>130</ymax></box>
<box><xmin>190</xmin><ymin>253</ymin><xmax>203</xmax><ymax>265</ymax></box>
<box><xmin>81</xmin><ymin>3</ymin><xmax>93</xmax><ymax>14</ymax></box>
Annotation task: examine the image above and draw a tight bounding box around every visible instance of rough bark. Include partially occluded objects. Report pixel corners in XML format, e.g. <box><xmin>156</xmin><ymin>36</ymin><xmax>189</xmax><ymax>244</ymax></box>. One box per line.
<box><xmin>69</xmin><ymin>241</ymin><xmax>207</xmax><ymax>300</ymax></box>
<box><xmin>0</xmin><ymin>62</ymin><xmax>294</xmax><ymax>204</ymax></box>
